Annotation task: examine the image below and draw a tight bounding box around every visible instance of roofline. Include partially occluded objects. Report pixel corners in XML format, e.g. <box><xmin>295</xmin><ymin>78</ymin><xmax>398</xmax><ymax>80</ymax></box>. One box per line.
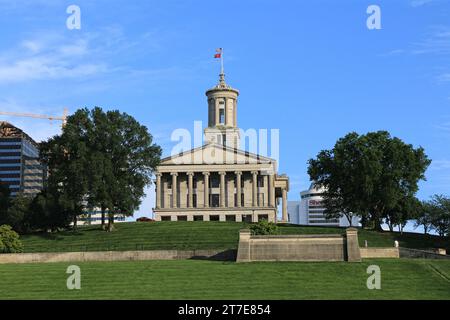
<box><xmin>160</xmin><ymin>143</ymin><xmax>276</xmax><ymax>163</ymax></box>
<box><xmin>0</xmin><ymin>121</ymin><xmax>40</xmax><ymax>148</ymax></box>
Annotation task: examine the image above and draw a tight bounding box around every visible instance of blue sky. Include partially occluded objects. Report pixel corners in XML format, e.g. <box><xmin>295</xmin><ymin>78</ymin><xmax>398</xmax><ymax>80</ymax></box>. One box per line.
<box><xmin>0</xmin><ymin>0</ymin><xmax>449</xmax><ymax>229</ymax></box>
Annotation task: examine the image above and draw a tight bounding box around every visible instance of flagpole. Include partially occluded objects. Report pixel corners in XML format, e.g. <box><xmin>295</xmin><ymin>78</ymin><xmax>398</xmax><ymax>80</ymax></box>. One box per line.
<box><xmin>221</xmin><ymin>48</ymin><xmax>224</xmax><ymax>75</ymax></box>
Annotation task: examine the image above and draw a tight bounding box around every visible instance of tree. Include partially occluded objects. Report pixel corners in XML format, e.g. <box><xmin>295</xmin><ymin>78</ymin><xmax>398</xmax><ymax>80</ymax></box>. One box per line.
<box><xmin>308</xmin><ymin>131</ymin><xmax>431</xmax><ymax>231</ymax></box>
<box><xmin>3</xmin><ymin>194</ymin><xmax>32</xmax><ymax>234</ymax></box>
<box><xmin>415</xmin><ymin>201</ymin><xmax>434</xmax><ymax>235</ymax></box>
<box><xmin>40</xmin><ymin>107</ymin><xmax>162</xmax><ymax>232</ymax></box>
<box><xmin>28</xmin><ymin>190</ymin><xmax>75</xmax><ymax>232</ymax></box>
<box><xmin>427</xmin><ymin>195</ymin><xmax>450</xmax><ymax>237</ymax></box>
<box><xmin>385</xmin><ymin>196</ymin><xmax>421</xmax><ymax>234</ymax></box>
<box><xmin>0</xmin><ymin>181</ymin><xmax>10</xmax><ymax>220</ymax></box>
<box><xmin>92</xmin><ymin>109</ymin><xmax>161</xmax><ymax>231</ymax></box>
<box><xmin>40</xmin><ymin>109</ymin><xmax>95</xmax><ymax>229</ymax></box>
<box><xmin>0</xmin><ymin>224</ymin><xmax>23</xmax><ymax>253</ymax></box>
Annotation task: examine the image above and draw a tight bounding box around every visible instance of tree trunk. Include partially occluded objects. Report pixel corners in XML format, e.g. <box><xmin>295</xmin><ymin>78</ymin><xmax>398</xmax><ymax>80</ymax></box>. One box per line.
<box><xmin>101</xmin><ymin>206</ymin><xmax>106</xmax><ymax>230</ymax></box>
<box><xmin>107</xmin><ymin>214</ymin><xmax>114</xmax><ymax>232</ymax></box>
<box><xmin>73</xmin><ymin>215</ymin><xmax>78</xmax><ymax>230</ymax></box>
<box><xmin>387</xmin><ymin>221</ymin><xmax>393</xmax><ymax>232</ymax></box>
<box><xmin>345</xmin><ymin>214</ymin><xmax>353</xmax><ymax>227</ymax></box>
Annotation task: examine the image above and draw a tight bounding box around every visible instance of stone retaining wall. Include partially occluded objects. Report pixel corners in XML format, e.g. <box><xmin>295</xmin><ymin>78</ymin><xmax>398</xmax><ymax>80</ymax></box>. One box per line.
<box><xmin>399</xmin><ymin>247</ymin><xmax>450</xmax><ymax>260</ymax></box>
<box><xmin>0</xmin><ymin>249</ymin><xmax>236</xmax><ymax>264</ymax></box>
<box><xmin>360</xmin><ymin>247</ymin><xmax>399</xmax><ymax>258</ymax></box>
<box><xmin>236</xmin><ymin>228</ymin><xmax>361</xmax><ymax>262</ymax></box>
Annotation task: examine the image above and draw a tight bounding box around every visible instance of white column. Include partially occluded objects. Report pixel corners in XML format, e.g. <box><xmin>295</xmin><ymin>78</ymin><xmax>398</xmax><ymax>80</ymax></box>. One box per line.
<box><xmin>155</xmin><ymin>173</ymin><xmax>162</xmax><ymax>209</ymax></box>
<box><xmin>282</xmin><ymin>189</ymin><xmax>288</xmax><ymax>222</ymax></box>
<box><xmin>187</xmin><ymin>172</ymin><xmax>194</xmax><ymax>208</ymax></box>
<box><xmin>268</xmin><ymin>174</ymin><xmax>274</xmax><ymax>207</ymax></box>
<box><xmin>203</xmin><ymin>172</ymin><xmax>210</xmax><ymax>208</ymax></box>
<box><xmin>171</xmin><ymin>172</ymin><xmax>178</xmax><ymax>209</ymax></box>
<box><xmin>252</xmin><ymin>171</ymin><xmax>258</xmax><ymax>207</ymax></box>
<box><xmin>219</xmin><ymin>171</ymin><xmax>226</xmax><ymax>208</ymax></box>
<box><xmin>235</xmin><ymin>171</ymin><xmax>242</xmax><ymax>208</ymax></box>
<box><xmin>215</xmin><ymin>99</ymin><xmax>220</xmax><ymax>125</ymax></box>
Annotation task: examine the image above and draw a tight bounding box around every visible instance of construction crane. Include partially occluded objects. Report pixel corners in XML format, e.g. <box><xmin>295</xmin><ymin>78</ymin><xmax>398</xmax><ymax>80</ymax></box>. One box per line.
<box><xmin>0</xmin><ymin>108</ymin><xmax>69</xmax><ymax>128</ymax></box>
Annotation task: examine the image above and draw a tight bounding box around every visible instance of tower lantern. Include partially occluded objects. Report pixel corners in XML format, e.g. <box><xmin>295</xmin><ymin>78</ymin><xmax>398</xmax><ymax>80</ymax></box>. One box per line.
<box><xmin>204</xmin><ymin>72</ymin><xmax>240</xmax><ymax>149</ymax></box>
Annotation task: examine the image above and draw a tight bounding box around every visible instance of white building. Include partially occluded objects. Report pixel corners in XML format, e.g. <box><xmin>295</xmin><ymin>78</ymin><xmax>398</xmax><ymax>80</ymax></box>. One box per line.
<box><xmin>288</xmin><ymin>184</ymin><xmax>360</xmax><ymax>227</ymax></box>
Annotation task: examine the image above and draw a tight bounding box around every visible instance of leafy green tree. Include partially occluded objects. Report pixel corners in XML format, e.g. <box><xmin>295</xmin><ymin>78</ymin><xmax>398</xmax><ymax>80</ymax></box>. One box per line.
<box><xmin>40</xmin><ymin>109</ymin><xmax>93</xmax><ymax>229</ymax></box>
<box><xmin>308</xmin><ymin>131</ymin><xmax>431</xmax><ymax>231</ymax></box>
<box><xmin>40</xmin><ymin>107</ymin><xmax>161</xmax><ymax>232</ymax></box>
<box><xmin>95</xmin><ymin>109</ymin><xmax>161</xmax><ymax>231</ymax></box>
<box><xmin>0</xmin><ymin>224</ymin><xmax>23</xmax><ymax>253</ymax></box>
<box><xmin>385</xmin><ymin>196</ymin><xmax>421</xmax><ymax>234</ymax></box>
<box><xmin>0</xmin><ymin>181</ymin><xmax>10</xmax><ymax>221</ymax></box>
<box><xmin>3</xmin><ymin>194</ymin><xmax>32</xmax><ymax>234</ymax></box>
<box><xmin>28</xmin><ymin>190</ymin><xmax>75</xmax><ymax>232</ymax></box>
<box><xmin>428</xmin><ymin>195</ymin><xmax>450</xmax><ymax>237</ymax></box>
<box><xmin>415</xmin><ymin>201</ymin><xmax>434</xmax><ymax>235</ymax></box>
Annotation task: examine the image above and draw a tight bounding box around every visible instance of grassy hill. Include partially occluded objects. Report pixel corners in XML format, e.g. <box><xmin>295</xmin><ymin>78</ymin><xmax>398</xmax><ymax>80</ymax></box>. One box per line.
<box><xmin>19</xmin><ymin>221</ymin><xmax>449</xmax><ymax>253</ymax></box>
<box><xmin>0</xmin><ymin>259</ymin><xmax>449</xmax><ymax>299</ymax></box>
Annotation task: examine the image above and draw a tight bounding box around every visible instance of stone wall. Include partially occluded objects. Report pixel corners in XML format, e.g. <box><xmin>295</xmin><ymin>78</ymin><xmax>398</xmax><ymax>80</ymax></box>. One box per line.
<box><xmin>236</xmin><ymin>228</ymin><xmax>361</xmax><ymax>262</ymax></box>
<box><xmin>399</xmin><ymin>247</ymin><xmax>450</xmax><ymax>260</ymax></box>
<box><xmin>0</xmin><ymin>249</ymin><xmax>236</xmax><ymax>264</ymax></box>
<box><xmin>360</xmin><ymin>247</ymin><xmax>399</xmax><ymax>258</ymax></box>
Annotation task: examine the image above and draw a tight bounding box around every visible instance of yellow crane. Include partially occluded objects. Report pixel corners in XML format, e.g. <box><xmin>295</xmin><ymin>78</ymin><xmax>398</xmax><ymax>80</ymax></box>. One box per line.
<box><xmin>0</xmin><ymin>108</ymin><xmax>69</xmax><ymax>127</ymax></box>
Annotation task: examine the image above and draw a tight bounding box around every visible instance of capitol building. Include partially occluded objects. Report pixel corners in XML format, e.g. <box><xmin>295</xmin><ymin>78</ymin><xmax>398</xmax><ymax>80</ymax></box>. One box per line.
<box><xmin>153</xmin><ymin>72</ymin><xmax>289</xmax><ymax>223</ymax></box>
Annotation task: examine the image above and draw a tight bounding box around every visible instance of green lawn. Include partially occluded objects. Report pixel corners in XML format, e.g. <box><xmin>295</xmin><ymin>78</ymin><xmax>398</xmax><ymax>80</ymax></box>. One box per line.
<box><xmin>0</xmin><ymin>259</ymin><xmax>449</xmax><ymax>299</ymax></box>
<box><xmin>19</xmin><ymin>221</ymin><xmax>449</xmax><ymax>253</ymax></box>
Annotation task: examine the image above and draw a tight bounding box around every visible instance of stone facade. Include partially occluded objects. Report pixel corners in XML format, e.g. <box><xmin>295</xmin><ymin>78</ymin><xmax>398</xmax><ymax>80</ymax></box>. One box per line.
<box><xmin>236</xmin><ymin>228</ymin><xmax>362</xmax><ymax>262</ymax></box>
<box><xmin>153</xmin><ymin>73</ymin><xmax>289</xmax><ymax>222</ymax></box>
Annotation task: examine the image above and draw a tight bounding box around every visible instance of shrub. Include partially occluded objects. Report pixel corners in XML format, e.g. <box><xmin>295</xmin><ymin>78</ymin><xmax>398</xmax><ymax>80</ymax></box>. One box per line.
<box><xmin>0</xmin><ymin>225</ymin><xmax>24</xmax><ymax>253</ymax></box>
<box><xmin>250</xmin><ymin>220</ymin><xmax>279</xmax><ymax>235</ymax></box>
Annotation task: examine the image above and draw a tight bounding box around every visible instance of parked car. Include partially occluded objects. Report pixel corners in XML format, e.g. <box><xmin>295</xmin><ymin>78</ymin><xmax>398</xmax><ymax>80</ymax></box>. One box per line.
<box><xmin>136</xmin><ymin>217</ymin><xmax>155</xmax><ymax>222</ymax></box>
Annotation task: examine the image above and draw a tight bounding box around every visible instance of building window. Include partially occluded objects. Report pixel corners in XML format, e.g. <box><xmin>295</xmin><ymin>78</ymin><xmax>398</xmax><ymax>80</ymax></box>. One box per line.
<box><xmin>241</xmin><ymin>193</ymin><xmax>244</xmax><ymax>207</ymax></box>
<box><xmin>226</xmin><ymin>215</ymin><xmax>236</xmax><ymax>222</ymax></box>
<box><xmin>242</xmin><ymin>215</ymin><xmax>252</xmax><ymax>223</ymax></box>
<box><xmin>177</xmin><ymin>216</ymin><xmax>187</xmax><ymax>221</ymax></box>
<box><xmin>193</xmin><ymin>194</ymin><xmax>197</xmax><ymax>208</ymax></box>
<box><xmin>167</xmin><ymin>178</ymin><xmax>172</xmax><ymax>189</ymax></box>
<box><xmin>258</xmin><ymin>214</ymin><xmax>268</xmax><ymax>222</ymax></box>
<box><xmin>211</xmin><ymin>194</ymin><xmax>220</xmax><ymax>207</ymax></box>
<box><xmin>211</xmin><ymin>175</ymin><xmax>220</xmax><ymax>188</ymax></box>
<box><xmin>257</xmin><ymin>176</ymin><xmax>264</xmax><ymax>187</ymax></box>
<box><xmin>194</xmin><ymin>215</ymin><xmax>204</xmax><ymax>221</ymax></box>
<box><xmin>193</xmin><ymin>177</ymin><xmax>197</xmax><ymax>189</ymax></box>
<box><xmin>161</xmin><ymin>216</ymin><xmax>171</xmax><ymax>221</ymax></box>
<box><xmin>219</xmin><ymin>108</ymin><xmax>225</xmax><ymax>124</ymax></box>
<box><xmin>210</xmin><ymin>215</ymin><xmax>220</xmax><ymax>221</ymax></box>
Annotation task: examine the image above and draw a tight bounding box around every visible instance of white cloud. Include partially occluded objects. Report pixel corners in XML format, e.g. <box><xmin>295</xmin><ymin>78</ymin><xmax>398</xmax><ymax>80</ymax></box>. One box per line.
<box><xmin>437</xmin><ymin>73</ymin><xmax>450</xmax><ymax>82</ymax></box>
<box><xmin>435</xmin><ymin>121</ymin><xmax>450</xmax><ymax>132</ymax></box>
<box><xmin>411</xmin><ymin>26</ymin><xmax>450</xmax><ymax>55</ymax></box>
<box><xmin>430</xmin><ymin>160</ymin><xmax>450</xmax><ymax>170</ymax></box>
<box><xmin>410</xmin><ymin>0</ymin><xmax>433</xmax><ymax>7</ymax></box>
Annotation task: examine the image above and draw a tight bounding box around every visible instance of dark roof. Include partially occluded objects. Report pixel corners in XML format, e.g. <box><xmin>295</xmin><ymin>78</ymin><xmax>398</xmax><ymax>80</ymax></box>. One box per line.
<box><xmin>0</xmin><ymin>121</ymin><xmax>39</xmax><ymax>147</ymax></box>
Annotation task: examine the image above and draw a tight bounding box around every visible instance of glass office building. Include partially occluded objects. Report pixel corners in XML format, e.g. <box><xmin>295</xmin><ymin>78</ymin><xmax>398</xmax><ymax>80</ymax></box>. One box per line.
<box><xmin>0</xmin><ymin>121</ymin><xmax>45</xmax><ymax>196</ymax></box>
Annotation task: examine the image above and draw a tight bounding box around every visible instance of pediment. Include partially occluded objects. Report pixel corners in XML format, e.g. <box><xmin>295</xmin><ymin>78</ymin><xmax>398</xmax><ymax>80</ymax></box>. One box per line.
<box><xmin>160</xmin><ymin>143</ymin><xmax>275</xmax><ymax>166</ymax></box>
